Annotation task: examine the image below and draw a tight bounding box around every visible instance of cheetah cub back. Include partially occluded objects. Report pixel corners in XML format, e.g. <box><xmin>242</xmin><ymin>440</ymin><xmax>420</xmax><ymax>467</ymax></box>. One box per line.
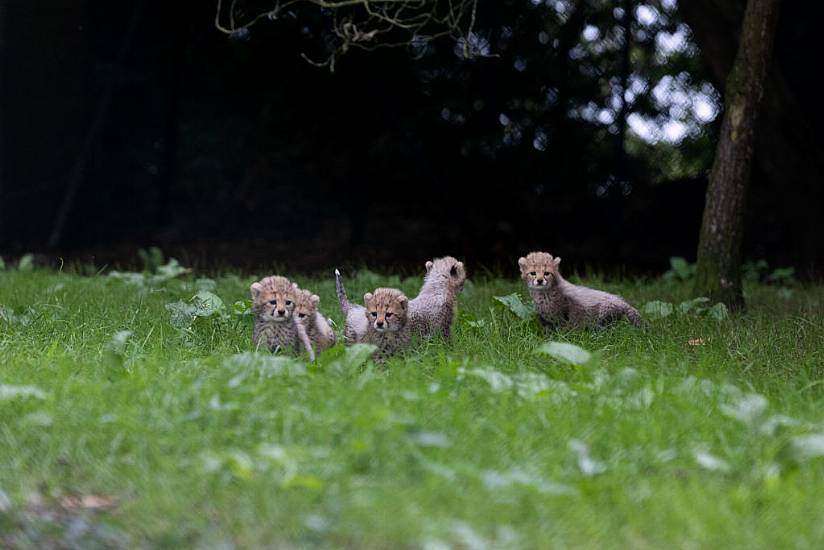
<box><xmin>408</xmin><ymin>256</ymin><xmax>466</xmax><ymax>339</ymax></box>
<box><xmin>518</xmin><ymin>251</ymin><xmax>641</xmax><ymax>330</ymax></box>
<box><xmin>251</xmin><ymin>275</ymin><xmax>313</xmax><ymax>358</ymax></box>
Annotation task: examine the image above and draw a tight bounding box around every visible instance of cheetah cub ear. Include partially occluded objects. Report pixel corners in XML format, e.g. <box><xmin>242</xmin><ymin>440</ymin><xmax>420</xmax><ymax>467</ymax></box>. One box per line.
<box><xmin>554</xmin><ymin>257</ymin><xmax>562</xmax><ymax>266</ymax></box>
<box><xmin>250</xmin><ymin>282</ymin><xmax>263</xmax><ymax>300</ymax></box>
<box><xmin>397</xmin><ymin>295</ymin><xmax>408</xmax><ymax>311</ymax></box>
<box><xmin>518</xmin><ymin>257</ymin><xmax>527</xmax><ymax>272</ymax></box>
<box><xmin>425</xmin><ymin>261</ymin><xmax>434</xmax><ymax>273</ymax></box>
<box><xmin>310</xmin><ymin>294</ymin><xmax>320</xmax><ymax>306</ymax></box>
<box><xmin>364</xmin><ymin>292</ymin><xmax>374</xmax><ymax>303</ymax></box>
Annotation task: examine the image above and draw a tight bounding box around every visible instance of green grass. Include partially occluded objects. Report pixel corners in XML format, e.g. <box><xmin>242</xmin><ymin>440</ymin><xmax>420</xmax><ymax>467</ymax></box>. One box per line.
<box><xmin>1</xmin><ymin>267</ymin><xmax>824</xmax><ymax>548</ymax></box>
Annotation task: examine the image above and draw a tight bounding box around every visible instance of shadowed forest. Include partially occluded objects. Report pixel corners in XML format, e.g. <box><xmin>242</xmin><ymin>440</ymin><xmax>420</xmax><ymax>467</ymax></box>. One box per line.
<box><xmin>1</xmin><ymin>0</ymin><xmax>821</xmax><ymax>274</ymax></box>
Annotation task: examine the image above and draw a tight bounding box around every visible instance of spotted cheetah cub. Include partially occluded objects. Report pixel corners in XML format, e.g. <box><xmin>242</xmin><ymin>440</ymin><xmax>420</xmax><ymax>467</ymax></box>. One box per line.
<box><xmin>518</xmin><ymin>252</ymin><xmax>641</xmax><ymax>330</ymax></box>
<box><xmin>335</xmin><ymin>271</ymin><xmax>412</xmax><ymax>357</ymax></box>
<box><xmin>360</xmin><ymin>288</ymin><xmax>411</xmax><ymax>359</ymax></box>
<box><xmin>251</xmin><ymin>275</ymin><xmax>314</xmax><ymax>359</ymax></box>
<box><xmin>408</xmin><ymin>256</ymin><xmax>466</xmax><ymax>339</ymax></box>
<box><xmin>292</xmin><ymin>284</ymin><xmax>336</xmax><ymax>354</ymax></box>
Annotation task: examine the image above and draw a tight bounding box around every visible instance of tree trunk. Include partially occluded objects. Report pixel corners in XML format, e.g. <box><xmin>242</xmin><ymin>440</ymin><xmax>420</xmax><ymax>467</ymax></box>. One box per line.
<box><xmin>693</xmin><ymin>0</ymin><xmax>780</xmax><ymax>310</ymax></box>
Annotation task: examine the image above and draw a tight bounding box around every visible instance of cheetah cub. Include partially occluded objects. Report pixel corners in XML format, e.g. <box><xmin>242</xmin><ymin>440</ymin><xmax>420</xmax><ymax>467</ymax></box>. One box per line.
<box><xmin>518</xmin><ymin>251</ymin><xmax>641</xmax><ymax>331</ymax></box>
<box><xmin>251</xmin><ymin>275</ymin><xmax>314</xmax><ymax>360</ymax></box>
<box><xmin>360</xmin><ymin>288</ymin><xmax>411</xmax><ymax>360</ymax></box>
<box><xmin>408</xmin><ymin>256</ymin><xmax>466</xmax><ymax>339</ymax></box>
<box><xmin>292</xmin><ymin>284</ymin><xmax>336</xmax><ymax>354</ymax></box>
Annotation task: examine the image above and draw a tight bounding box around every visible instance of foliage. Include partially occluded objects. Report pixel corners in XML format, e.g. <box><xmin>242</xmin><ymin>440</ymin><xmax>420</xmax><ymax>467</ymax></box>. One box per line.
<box><xmin>663</xmin><ymin>256</ymin><xmax>696</xmax><ymax>282</ymax></box>
<box><xmin>493</xmin><ymin>292</ymin><xmax>535</xmax><ymax>321</ymax></box>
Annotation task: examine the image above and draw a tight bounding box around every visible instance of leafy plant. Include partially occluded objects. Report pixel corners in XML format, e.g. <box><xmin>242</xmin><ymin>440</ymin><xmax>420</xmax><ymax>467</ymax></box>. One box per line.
<box><xmin>166</xmin><ymin>291</ymin><xmax>227</xmax><ymax>331</ymax></box>
<box><xmin>109</xmin><ymin>258</ymin><xmax>191</xmax><ymax>288</ymax></box>
<box><xmin>536</xmin><ymin>341</ymin><xmax>592</xmax><ymax>366</ymax></box>
<box><xmin>17</xmin><ymin>254</ymin><xmax>34</xmax><ymax>272</ymax></box>
<box><xmin>493</xmin><ymin>293</ymin><xmax>535</xmax><ymax>320</ymax></box>
<box><xmin>662</xmin><ymin>257</ymin><xmax>696</xmax><ymax>282</ymax></box>
<box><xmin>642</xmin><ymin>298</ymin><xmax>728</xmax><ymax>320</ymax></box>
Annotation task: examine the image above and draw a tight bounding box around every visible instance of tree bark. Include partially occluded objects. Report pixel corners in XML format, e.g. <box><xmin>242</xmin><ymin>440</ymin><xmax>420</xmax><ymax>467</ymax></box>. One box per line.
<box><xmin>693</xmin><ymin>0</ymin><xmax>780</xmax><ymax>310</ymax></box>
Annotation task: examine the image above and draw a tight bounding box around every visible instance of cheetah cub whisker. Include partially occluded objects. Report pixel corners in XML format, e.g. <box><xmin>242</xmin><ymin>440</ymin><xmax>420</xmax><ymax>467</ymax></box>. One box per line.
<box><xmin>518</xmin><ymin>251</ymin><xmax>641</xmax><ymax>331</ymax></box>
<box><xmin>251</xmin><ymin>275</ymin><xmax>314</xmax><ymax>360</ymax></box>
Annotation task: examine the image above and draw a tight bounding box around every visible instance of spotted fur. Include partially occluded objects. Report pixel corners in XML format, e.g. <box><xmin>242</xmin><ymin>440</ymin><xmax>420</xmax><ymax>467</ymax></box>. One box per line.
<box><xmin>408</xmin><ymin>256</ymin><xmax>466</xmax><ymax>339</ymax></box>
<box><xmin>293</xmin><ymin>284</ymin><xmax>336</xmax><ymax>354</ymax></box>
<box><xmin>360</xmin><ymin>288</ymin><xmax>411</xmax><ymax>360</ymax></box>
<box><xmin>251</xmin><ymin>275</ymin><xmax>313</xmax><ymax>358</ymax></box>
<box><xmin>518</xmin><ymin>251</ymin><xmax>641</xmax><ymax>330</ymax></box>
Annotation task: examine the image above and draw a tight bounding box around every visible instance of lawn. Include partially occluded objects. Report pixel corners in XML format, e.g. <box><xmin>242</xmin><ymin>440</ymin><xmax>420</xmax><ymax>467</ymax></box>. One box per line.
<box><xmin>1</xmin><ymin>262</ymin><xmax>824</xmax><ymax>548</ymax></box>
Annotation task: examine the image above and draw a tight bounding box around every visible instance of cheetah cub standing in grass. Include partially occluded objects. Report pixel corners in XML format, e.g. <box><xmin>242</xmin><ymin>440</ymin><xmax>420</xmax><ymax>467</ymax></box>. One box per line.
<box><xmin>251</xmin><ymin>275</ymin><xmax>314</xmax><ymax>360</ymax></box>
<box><xmin>360</xmin><ymin>288</ymin><xmax>411</xmax><ymax>360</ymax></box>
<box><xmin>408</xmin><ymin>256</ymin><xmax>466</xmax><ymax>339</ymax></box>
<box><xmin>292</xmin><ymin>284</ymin><xmax>336</xmax><ymax>354</ymax></box>
<box><xmin>335</xmin><ymin>271</ymin><xmax>411</xmax><ymax>358</ymax></box>
<box><xmin>518</xmin><ymin>251</ymin><xmax>641</xmax><ymax>331</ymax></box>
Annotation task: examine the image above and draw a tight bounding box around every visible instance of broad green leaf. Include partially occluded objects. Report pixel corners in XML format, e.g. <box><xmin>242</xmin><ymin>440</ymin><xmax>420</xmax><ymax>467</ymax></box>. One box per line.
<box><xmin>642</xmin><ymin>300</ymin><xmax>674</xmax><ymax>320</ymax></box>
<box><xmin>663</xmin><ymin>256</ymin><xmax>695</xmax><ymax>281</ymax></box>
<box><xmin>104</xmin><ymin>330</ymin><xmax>133</xmax><ymax>371</ymax></box>
<box><xmin>707</xmin><ymin>302</ymin><xmax>729</xmax><ymax>320</ymax></box>
<box><xmin>537</xmin><ymin>341</ymin><xmax>592</xmax><ymax>365</ymax></box>
<box><xmin>678</xmin><ymin>297</ymin><xmax>710</xmax><ymax>314</ymax></box>
<box><xmin>232</xmin><ymin>299</ymin><xmax>253</xmax><ymax>316</ymax></box>
<box><xmin>0</xmin><ymin>384</ymin><xmax>47</xmax><ymax>400</ymax></box>
<box><xmin>493</xmin><ymin>293</ymin><xmax>535</xmax><ymax>320</ymax></box>
<box><xmin>789</xmin><ymin>434</ymin><xmax>824</xmax><ymax>462</ymax></box>
<box><xmin>165</xmin><ymin>300</ymin><xmax>197</xmax><ymax>330</ymax></box>
<box><xmin>192</xmin><ymin>291</ymin><xmax>225</xmax><ymax>317</ymax></box>
<box><xmin>150</xmin><ymin>258</ymin><xmax>191</xmax><ymax>284</ymax></box>
<box><xmin>17</xmin><ymin>254</ymin><xmax>34</xmax><ymax>272</ymax></box>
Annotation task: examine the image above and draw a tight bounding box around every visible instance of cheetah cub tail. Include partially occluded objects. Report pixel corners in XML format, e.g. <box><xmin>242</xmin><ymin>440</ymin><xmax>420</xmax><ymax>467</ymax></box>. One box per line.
<box><xmin>335</xmin><ymin>269</ymin><xmax>351</xmax><ymax>315</ymax></box>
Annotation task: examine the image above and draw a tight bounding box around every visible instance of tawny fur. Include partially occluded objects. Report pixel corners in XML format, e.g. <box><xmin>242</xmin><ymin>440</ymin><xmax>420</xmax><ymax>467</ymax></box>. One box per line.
<box><xmin>518</xmin><ymin>251</ymin><xmax>641</xmax><ymax>330</ymax></box>
<box><xmin>335</xmin><ymin>269</ymin><xmax>369</xmax><ymax>344</ymax></box>
<box><xmin>360</xmin><ymin>287</ymin><xmax>411</xmax><ymax>360</ymax></box>
<box><xmin>293</xmin><ymin>284</ymin><xmax>336</xmax><ymax>354</ymax></box>
<box><xmin>251</xmin><ymin>275</ymin><xmax>314</xmax><ymax>359</ymax></box>
<box><xmin>408</xmin><ymin>256</ymin><xmax>466</xmax><ymax>339</ymax></box>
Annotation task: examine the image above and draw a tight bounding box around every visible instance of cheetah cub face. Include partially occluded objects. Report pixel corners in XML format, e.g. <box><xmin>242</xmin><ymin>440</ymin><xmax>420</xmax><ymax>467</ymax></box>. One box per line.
<box><xmin>250</xmin><ymin>275</ymin><xmax>296</xmax><ymax>322</ymax></box>
<box><xmin>293</xmin><ymin>287</ymin><xmax>320</xmax><ymax>322</ymax></box>
<box><xmin>518</xmin><ymin>251</ymin><xmax>561</xmax><ymax>290</ymax></box>
<box><xmin>364</xmin><ymin>288</ymin><xmax>408</xmax><ymax>333</ymax></box>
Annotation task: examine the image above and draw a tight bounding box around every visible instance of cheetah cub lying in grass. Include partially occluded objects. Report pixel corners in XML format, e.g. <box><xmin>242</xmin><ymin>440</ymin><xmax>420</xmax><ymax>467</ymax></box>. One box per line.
<box><xmin>292</xmin><ymin>284</ymin><xmax>336</xmax><ymax>354</ymax></box>
<box><xmin>335</xmin><ymin>270</ymin><xmax>410</xmax><ymax>359</ymax></box>
<box><xmin>408</xmin><ymin>256</ymin><xmax>466</xmax><ymax>339</ymax></box>
<box><xmin>518</xmin><ymin>251</ymin><xmax>641</xmax><ymax>331</ymax></box>
<box><xmin>251</xmin><ymin>275</ymin><xmax>314</xmax><ymax>360</ymax></box>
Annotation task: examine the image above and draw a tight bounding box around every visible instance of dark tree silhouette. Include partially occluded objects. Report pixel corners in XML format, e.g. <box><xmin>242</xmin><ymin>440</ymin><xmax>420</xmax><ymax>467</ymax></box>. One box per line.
<box><xmin>693</xmin><ymin>0</ymin><xmax>780</xmax><ymax>310</ymax></box>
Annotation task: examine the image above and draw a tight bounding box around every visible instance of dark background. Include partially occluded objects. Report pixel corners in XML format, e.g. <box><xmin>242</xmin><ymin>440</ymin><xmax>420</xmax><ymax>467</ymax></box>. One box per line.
<box><xmin>1</xmin><ymin>0</ymin><xmax>822</xmax><ymax>275</ymax></box>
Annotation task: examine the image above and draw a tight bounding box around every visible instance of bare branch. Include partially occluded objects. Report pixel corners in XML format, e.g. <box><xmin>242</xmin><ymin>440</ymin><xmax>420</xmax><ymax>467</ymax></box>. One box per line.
<box><xmin>215</xmin><ymin>0</ymin><xmax>480</xmax><ymax>71</ymax></box>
